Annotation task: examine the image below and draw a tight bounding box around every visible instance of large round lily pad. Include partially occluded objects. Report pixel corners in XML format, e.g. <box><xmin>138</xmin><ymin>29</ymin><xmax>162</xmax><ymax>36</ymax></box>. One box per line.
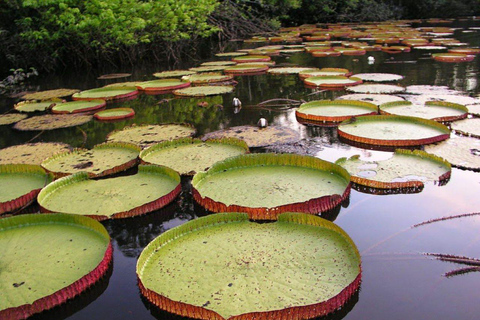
<box><xmin>13</xmin><ymin>114</ymin><xmax>93</xmax><ymax>131</ymax></box>
<box><xmin>137</xmin><ymin>212</ymin><xmax>361</xmax><ymax>320</ymax></box>
<box><xmin>338</xmin><ymin>115</ymin><xmax>450</xmax><ymax>147</ymax></box>
<box><xmin>336</xmin><ymin>149</ymin><xmax>451</xmax><ymax>189</ymax></box>
<box><xmin>432</xmin><ymin>53</ymin><xmax>474</xmax><ymax>62</ymax></box>
<box><xmin>201</xmin><ymin>61</ymin><xmax>237</xmax><ymax>66</ymax></box>
<box><xmin>232</xmin><ymin>55</ymin><xmax>271</xmax><ymax>63</ymax></box>
<box><xmin>0</xmin><ymin>214</ymin><xmax>112</xmax><ymax>318</ymax></box>
<box><xmin>136</xmin><ymin>79</ymin><xmax>191</xmax><ymax>92</ymax></box>
<box><xmin>451</xmin><ymin>118</ymin><xmax>480</xmax><ymax>138</ymax></box>
<box><xmin>140</xmin><ymin>138</ymin><xmax>249</xmax><ymax>175</ymax></box>
<box><xmin>173</xmin><ymin>86</ymin><xmax>234</xmax><ymax>97</ymax></box>
<box><xmin>0</xmin><ymin>142</ymin><xmax>72</xmax><ymax>165</ymax></box>
<box><xmin>106</xmin><ymin>124</ymin><xmax>196</xmax><ymax>149</ymax></box>
<box><xmin>0</xmin><ymin>114</ymin><xmax>27</xmax><ymax>126</ymax></box>
<box><xmin>336</xmin><ymin>94</ymin><xmax>404</xmax><ymax>106</ymax></box>
<box><xmin>0</xmin><ymin>164</ymin><xmax>53</xmax><ymax>214</ymax></box>
<box><xmin>192</xmin><ymin>153</ymin><xmax>351</xmax><ymax>220</ymax></box>
<box><xmin>352</xmin><ymin>73</ymin><xmax>404</xmax><ymax>82</ymax></box>
<box><xmin>14</xmin><ymin>101</ymin><xmax>57</xmax><ymax>113</ymax></box>
<box><xmin>202</xmin><ymin>125</ymin><xmax>300</xmax><ymax>148</ymax></box>
<box><xmin>38</xmin><ymin>165</ymin><xmax>181</xmax><ymax>220</ymax></box>
<box><xmin>296</xmin><ymin>100</ymin><xmax>378</xmax><ymax>125</ymax></box>
<box><xmin>304</xmin><ymin>76</ymin><xmax>362</xmax><ymax>88</ymax></box>
<box><xmin>379</xmin><ymin>101</ymin><xmax>468</xmax><ymax>122</ymax></box>
<box><xmin>299</xmin><ymin>68</ymin><xmax>350</xmax><ymax>79</ymax></box>
<box><xmin>424</xmin><ymin>135</ymin><xmax>480</xmax><ymax>171</ymax></box>
<box><xmin>72</xmin><ymin>87</ymin><xmax>138</xmax><ymax>101</ymax></box>
<box><xmin>189</xmin><ymin>66</ymin><xmax>229</xmax><ymax>73</ymax></box>
<box><xmin>224</xmin><ymin>64</ymin><xmax>269</xmax><ymax>75</ymax></box>
<box><xmin>22</xmin><ymin>89</ymin><xmax>80</xmax><ymax>101</ymax></box>
<box><xmin>182</xmin><ymin>73</ymin><xmax>234</xmax><ymax>84</ymax></box>
<box><xmin>51</xmin><ymin>100</ymin><xmax>106</xmax><ymax>114</ymax></box>
<box><xmin>94</xmin><ymin>108</ymin><xmax>135</xmax><ymax>121</ymax></box>
<box><xmin>153</xmin><ymin>70</ymin><xmax>196</xmax><ymax>78</ymax></box>
<box><xmin>346</xmin><ymin>84</ymin><xmax>406</xmax><ymax>94</ymax></box>
<box><xmin>268</xmin><ymin>67</ymin><xmax>318</xmax><ymax>75</ymax></box>
<box><xmin>215</xmin><ymin>52</ymin><xmax>248</xmax><ymax>57</ymax></box>
<box><xmin>41</xmin><ymin>142</ymin><xmax>141</xmax><ymax>178</ymax></box>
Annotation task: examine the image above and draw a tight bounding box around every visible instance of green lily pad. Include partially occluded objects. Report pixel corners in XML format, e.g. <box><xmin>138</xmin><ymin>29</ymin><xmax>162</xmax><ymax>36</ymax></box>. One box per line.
<box><xmin>22</xmin><ymin>89</ymin><xmax>80</xmax><ymax>101</ymax></box>
<box><xmin>268</xmin><ymin>67</ymin><xmax>318</xmax><ymax>75</ymax></box>
<box><xmin>192</xmin><ymin>153</ymin><xmax>351</xmax><ymax>220</ymax></box>
<box><xmin>72</xmin><ymin>87</ymin><xmax>138</xmax><ymax>101</ymax></box>
<box><xmin>432</xmin><ymin>53</ymin><xmax>474</xmax><ymax>62</ymax></box>
<box><xmin>103</xmin><ymin>81</ymin><xmax>141</xmax><ymax>88</ymax></box>
<box><xmin>41</xmin><ymin>142</ymin><xmax>141</xmax><ymax>178</ymax></box>
<box><xmin>0</xmin><ymin>142</ymin><xmax>72</xmax><ymax>165</ymax></box>
<box><xmin>38</xmin><ymin>165</ymin><xmax>181</xmax><ymax>220</ymax></box>
<box><xmin>338</xmin><ymin>115</ymin><xmax>450</xmax><ymax>147</ymax></box>
<box><xmin>140</xmin><ymin>138</ymin><xmax>249</xmax><ymax>175</ymax></box>
<box><xmin>424</xmin><ymin>135</ymin><xmax>480</xmax><ymax>171</ymax></box>
<box><xmin>201</xmin><ymin>61</ymin><xmax>237</xmax><ymax>66</ymax></box>
<box><xmin>173</xmin><ymin>86</ymin><xmax>234</xmax><ymax>97</ymax></box>
<box><xmin>189</xmin><ymin>66</ymin><xmax>229</xmax><ymax>73</ymax></box>
<box><xmin>97</xmin><ymin>73</ymin><xmax>131</xmax><ymax>80</ymax></box>
<box><xmin>336</xmin><ymin>149</ymin><xmax>451</xmax><ymax>189</ymax></box>
<box><xmin>153</xmin><ymin>70</ymin><xmax>196</xmax><ymax>78</ymax></box>
<box><xmin>136</xmin><ymin>79</ymin><xmax>191</xmax><ymax>92</ymax></box>
<box><xmin>0</xmin><ymin>214</ymin><xmax>111</xmax><ymax>318</ymax></box>
<box><xmin>0</xmin><ymin>164</ymin><xmax>53</xmax><ymax>214</ymax></box>
<box><xmin>14</xmin><ymin>101</ymin><xmax>57</xmax><ymax>113</ymax></box>
<box><xmin>137</xmin><ymin>212</ymin><xmax>361</xmax><ymax>320</ymax></box>
<box><xmin>304</xmin><ymin>76</ymin><xmax>362</xmax><ymax>88</ymax></box>
<box><xmin>413</xmin><ymin>46</ymin><xmax>447</xmax><ymax>50</ymax></box>
<box><xmin>380</xmin><ymin>101</ymin><xmax>468</xmax><ymax>122</ymax></box>
<box><xmin>299</xmin><ymin>68</ymin><xmax>350</xmax><ymax>79</ymax></box>
<box><xmin>182</xmin><ymin>73</ymin><xmax>233</xmax><ymax>84</ymax></box>
<box><xmin>202</xmin><ymin>125</ymin><xmax>300</xmax><ymax>148</ymax></box>
<box><xmin>336</xmin><ymin>94</ymin><xmax>404</xmax><ymax>106</ymax></box>
<box><xmin>215</xmin><ymin>52</ymin><xmax>248</xmax><ymax>57</ymax></box>
<box><xmin>451</xmin><ymin>118</ymin><xmax>480</xmax><ymax>138</ymax></box>
<box><xmin>106</xmin><ymin>124</ymin><xmax>195</xmax><ymax>149</ymax></box>
<box><xmin>223</xmin><ymin>64</ymin><xmax>269</xmax><ymax>74</ymax></box>
<box><xmin>94</xmin><ymin>108</ymin><xmax>135</xmax><ymax>121</ymax></box>
<box><xmin>51</xmin><ymin>100</ymin><xmax>106</xmax><ymax>114</ymax></box>
<box><xmin>296</xmin><ymin>100</ymin><xmax>378</xmax><ymax>125</ymax></box>
<box><xmin>13</xmin><ymin>114</ymin><xmax>93</xmax><ymax>131</ymax></box>
<box><xmin>346</xmin><ymin>84</ymin><xmax>406</xmax><ymax>94</ymax></box>
<box><xmin>0</xmin><ymin>114</ymin><xmax>28</xmax><ymax>126</ymax></box>
<box><xmin>231</xmin><ymin>55</ymin><xmax>271</xmax><ymax>63</ymax></box>
<box><xmin>352</xmin><ymin>73</ymin><xmax>404</xmax><ymax>82</ymax></box>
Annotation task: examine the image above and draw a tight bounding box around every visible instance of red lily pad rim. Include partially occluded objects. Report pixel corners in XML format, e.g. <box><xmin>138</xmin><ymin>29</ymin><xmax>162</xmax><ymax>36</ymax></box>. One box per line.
<box><xmin>94</xmin><ymin>107</ymin><xmax>135</xmax><ymax>121</ymax></box>
<box><xmin>296</xmin><ymin>99</ymin><xmax>378</xmax><ymax>124</ymax></box>
<box><xmin>0</xmin><ymin>213</ymin><xmax>112</xmax><ymax>319</ymax></box>
<box><xmin>192</xmin><ymin>153</ymin><xmax>351</xmax><ymax>220</ymax></box>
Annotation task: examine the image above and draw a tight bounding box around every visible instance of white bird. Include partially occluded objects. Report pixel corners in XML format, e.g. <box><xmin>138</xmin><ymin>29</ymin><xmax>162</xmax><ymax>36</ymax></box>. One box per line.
<box><xmin>368</xmin><ymin>56</ymin><xmax>375</xmax><ymax>64</ymax></box>
<box><xmin>233</xmin><ymin>97</ymin><xmax>242</xmax><ymax>114</ymax></box>
<box><xmin>257</xmin><ymin>118</ymin><xmax>268</xmax><ymax>128</ymax></box>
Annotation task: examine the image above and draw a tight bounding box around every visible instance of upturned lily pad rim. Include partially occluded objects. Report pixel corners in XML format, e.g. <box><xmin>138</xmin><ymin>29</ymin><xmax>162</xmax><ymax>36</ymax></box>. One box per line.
<box><xmin>337</xmin><ymin>115</ymin><xmax>450</xmax><ymax>147</ymax></box>
<box><xmin>38</xmin><ymin>165</ymin><xmax>181</xmax><ymax>220</ymax></box>
<box><xmin>51</xmin><ymin>100</ymin><xmax>107</xmax><ymax>114</ymax></box>
<box><xmin>94</xmin><ymin>107</ymin><xmax>135</xmax><ymax>121</ymax></box>
<box><xmin>72</xmin><ymin>87</ymin><xmax>139</xmax><ymax>101</ymax></box>
<box><xmin>296</xmin><ymin>99</ymin><xmax>378</xmax><ymax>124</ymax></box>
<box><xmin>335</xmin><ymin>149</ymin><xmax>451</xmax><ymax>189</ymax></box>
<box><xmin>0</xmin><ymin>164</ymin><xmax>53</xmax><ymax>214</ymax></box>
<box><xmin>137</xmin><ymin>212</ymin><xmax>361</xmax><ymax>320</ymax></box>
<box><xmin>140</xmin><ymin>137</ymin><xmax>249</xmax><ymax>175</ymax></box>
<box><xmin>192</xmin><ymin>153</ymin><xmax>351</xmax><ymax>220</ymax></box>
<box><xmin>379</xmin><ymin>100</ymin><xmax>468</xmax><ymax>122</ymax></box>
<box><xmin>0</xmin><ymin>213</ymin><xmax>112</xmax><ymax>319</ymax></box>
<box><xmin>304</xmin><ymin>76</ymin><xmax>363</xmax><ymax>88</ymax></box>
<box><xmin>41</xmin><ymin>142</ymin><xmax>141</xmax><ymax>179</ymax></box>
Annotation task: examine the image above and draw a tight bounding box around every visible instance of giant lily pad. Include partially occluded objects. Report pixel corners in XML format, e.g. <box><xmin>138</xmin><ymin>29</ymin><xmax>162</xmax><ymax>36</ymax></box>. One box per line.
<box><xmin>14</xmin><ymin>101</ymin><xmax>57</xmax><ymax>113</ymax></box>
<box><xmin>296</xmin><ymin>100</ymin><xmax>378</xmax><ymax>125</ymax></box>
<box><xmin>94</xmin><ymin>108</ymin><xmax>135</xmax><ymax>121</ymax></box>
<box><xmin>192</xmin><ymin>153</ymin><xmax>351</xmax><ymax>220</ymax></box>
<box><xmin>338</xmin><ymin>115</ymin><xmax>450</xmax><ymax>147</ymax></box>
<box><xmin>299</xmin><ymin>68</ymin><xmax>351</xmax><ymax>79</ymax></box>
<box><xmin>41</xmin><ymin>142</ymin><xmax>141</xmax><ymax>178</ymax></box>
<box><xmin>424</xmin><ymin>135</ymin><xmax>480</xmax><ymax>171</ymax></box>
<box><xmin>0</xmin><ymin>142</ymin><xmax>72</xmax><ymax>165</ymax></box>
<box><xmin>451</xmin><ymin>118</ymin><xmax>480</xmax><ymax>138</ymax></box>
<box><xmin>215</xmin><ymin>52</ymin><xmax>248</xmax><ymax>57</ymax></box>
<box><xmin>336</xmin><ymin>94</ymin><xmax>405</xmax><ymax>106</ymax></box>
<box><xmin>352</xmin><ymin>73</ymin><xmax>404</xmax><ymax>82</ymax></box>
<box><xmin>379</xmin><ymin>101</ymin><xmax>468</xmax><ymax>122</ymax></box>
<box><xmin>153</xmin><ymin>70</ymin><xmax>196</xmax><ymax>78</ymax></box>
<box><xmin>182</xmin><ymin>73</ymin><xmax>234</xmax><ymax>85</ymax></box>
<box><xmin>137</xmin><ymin>212</ymin><xmax>361</xmax><ymax>320</ymax></box>
<box><xmin>38</xmin><ymin>165</ymin><xmax>181</xmax><ymax>220</ymax></box>
<box><xmin>201</xmin><ymin>61</ymin><xmax>237</xmax><ymax>66</ymax></box>
<box><xmin>232</xmin><ymin>55</ymin><xmax>271</xmax><ymax>63</ymax></box>
<box><xmin>72</xmin><ymin>87</ymin><xmax>138</xmax><ymax>101</ymax></box>
<box><xmin>189</xmin><ymin>66</ymin><xmax>229</xmax><ymax>73</ymax></box>
<box><xmin>268</xmin><ymin>67</ymin><xmax>318</xmax><ymax>75</ymax></box>
<box><xmin>136</xmin><ymin>79</ymin><xmax>191</xmax><ymax>92</ymax></box>
<box><xmin>432</xmin><ymin>53</ymin><xmax>475</xmax><ymax>62</ymax></box>
<box><xmin>140</xmin><ymin>138</ymin><xmax>249</xmax><ymax>175</ymax></box>
<box><xmin>173</xmin><ymin>86</ymin><xmax>234</xmax><ymax>97</ymax></box>
<box><xmin>97</xmin><ymin>73</ymin><xmax>131</xmax><ymax>80</ymax></box>
<box><xmin>0</xmin><ymin>164</ymin><xmax>53</xmax><ymax>214</ymax></box>
<box><xmin>13</xmin><ymin>114</ymin><xmax>93</xmax><ymax>131</ymax></box>
<box><xmin>22</xmin><ymin>89</ymin><xmax>80</xmax><ymax>101</ymax></box>
<box><xmin>224</xmin><ymin>64</ymin><xmax>269</xmax><ymax>75</ymax></box>
<box><xmin>346</xmin><ymin>84</ymin><xmax>406</xmax><ymax>94</ymax></box>
<box><xmin>0</xmin><ymin>214</ymin><xmax>112</xmax><ymax>318</ymax></box>
<box><xmin>106</xmin><ymin>124</ymin><xmax>196</xmax><ymax>149</ymax></box>
<box><xmin>202</xmin><ymin>126</ymin><xmax>300</xmax><ymax>148</ymax></box>
<box><xmin>51</xmin><ymin>100</ymin><xmax>106</xmax><ymax>114</ymax></box>
<box><xmin>304</xmin><ymin>76</ymin><xmax>362</xmax><ymax>88</ymax></box>
<box><xmin>0</xmin><ymin>114</ymin><xmax>27</xmax><ymax>126</ymax></box>
<box><xmin>336</xmin><ymin>149</ymin><xmax>451</xmax><ymax>190</ymax></box>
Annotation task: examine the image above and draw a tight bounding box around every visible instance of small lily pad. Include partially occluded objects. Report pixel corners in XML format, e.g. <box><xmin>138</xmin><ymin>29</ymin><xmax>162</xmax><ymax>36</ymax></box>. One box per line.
<box><xmin>153</xmin><ymin>70</ymin><xmax>196</xmax><ymax>78</ymax></box>
<box><xmin>336</xmin><ymin>149</ymin><xmax>451</xmax><ymax>189</ymax></box>
<box><xmin>22</xmin><ymin>89</ymin><xmax>80</xmax><ymax>101</ymax></box>
<box><xmin>140</xmin><ymin>138</ymin><xmax>249</xmax><ymax>175</ymax></box>
<box><xmin>51</xmin><ymin>100</ymin><xmax>106</xmax><ymax>114</ymax></box>
<box><xmin>336</xmin><ymin>94</ymin><xmax>405</xmax><ymax>106</ymax></box>
<box><xmin>41</xmin><ymin>142</ymin><xmax>141</xmax><ymax>178</ymax></box>
<box><xmin>352</xmin><ymin>73</ymin><xmax>404</xmax><ymax>82</ymax></box>
<box><xmin>0</xmin><ymin>142</ymin><xmax>72</xmax><ymax>165</ymax></box>
<box><xmin>379</xmin><ymin>100</ymin><xmax>468</xmax><ymax>122</ymax></box>
<box><xmin>296</xmin><ymin>100</ymin><xmax>378</xmax><ymax>125</ymax></box>
<box><xmin>0</xmin><ymin>114</ymin><xmax>28</xmax><ymax>126</ymax></box>
<box><xmin>106</xmin><ymin>124</ymin><xmax>196</xmax><ymax>148</ymax></box>
<box><xmin>136</xmin><ymin>79</ymin><xmax>191</xmax><ymax>92</ymax></box>
<box><xmin>73</xmin><ymin>87</ymin><xmax>138</xmax><ymax>101</ymax></box>
<box><xmin>347</xmin><ymin>84</ymin><xmax>406</xmax><ymax>94</ymax></box>
<box><xmin>424</xmin><ymin>135</ymin><xmax>480</xmax><ymax>171</ymax></box>
<box><xmin>13</xmin><ymin>114</ymin><xmax>93</xmax><ymax>131</ymax></box>
<box><xmin>173</xmin><ymin>86</ymin><xmax>234</xmax><ymax>97</ymax></box>
<box><xmin>94</xmin><ymin>108</ymin><xmax>135</xmax><ymax>121</ymax></box>
<box><xmin>14</xmin><ymin>101</ymin><xmax>57</xmax><ymax>113</ymax></box>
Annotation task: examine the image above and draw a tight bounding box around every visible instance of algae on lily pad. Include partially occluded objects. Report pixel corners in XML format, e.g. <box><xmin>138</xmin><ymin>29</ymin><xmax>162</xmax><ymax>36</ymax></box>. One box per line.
<box><xmin>38</xmin><ymin>165</ymin><xmax>181</xmax><ymax>220</ymax></box>
<box><xmin>202</xmin><ymin>125</ymin><xmax>300</xmax><ymax>148</ymax></box>
<box><xmin>72</xmin><ymin>87</ymin><xmax>138</xmax><ymax>101</ymax></box>
<box><xmin>192</xmin><ymin>153</ymin><xmax>351</xmax><ymax>220</ymax></box>
<box><xmin>22</xmin><ymin>89</ymin><xmax>80</xmax><ymax>101</ymax></box>
<box><xmin>0</xmin><ymin>214</ymin><xmax>112</xmax><ymax>318</ymax></box>
<box><xmin>424</xmin><ymin>135</ymin><xmax>480</xmax><ymax>171</ymax></box>
<box><xmin>41</xmin><ymin>142</ymin><xmax>141</xmax><ymax>178</ymax></box>
<box><xmin>51</xmin><ymin>100</ymin><xmax>106</xmax><ymax>114</ymax></box>
<box><xmin>137</xmin><ymin>212</ymin><xmax>361</xmax><ymax>320</ymax></box>
<box><xmin>352</xmin><ymin>73</ymin><xmax>404</xmax><ymax>82</ymax></box>
<box><xmin>0</xmin><ymin>114</ymin><xmax>27</xmax><ymax>126</ymax></box>
<box><xmin>451</xmin><ymin>118</ymin><xmax>480</xmax><ymax>138</ymax></box>
<box><xmin>106</xmin><ymin>124</ymin><xmax>196</xmax><ymax>149</ymax></box>
<box><xmin>338</xmin><ymin>115</ymin><xmax>450</xmax><ymax>147</ymax></box>
<box><xmin>346</xmin><ymin>84</ymin><xmax>406</xmax><ymax>94</ymax></box>
<box><xmin>296</xmin><ymin>100</ymin><xmax>378</xmax><ymax>125</ymax></box>
<box><xmin>379</xmin><ymin>101</ymin><xmax>468</xmax><ymax>122</ymax></box>
<box><xmin>336</xmin><ymin>149</ymin><xmax>451</xmax><ymax>189</ymax></box>
<box><xmin>336</xmin><ymin>94</ymin><xmax>404</xmax><ymax>106</ymax></box>
<box><xmin>140</xmin><ymin>138</ymin><xmax>249</xmax><ymax>175</ymax></box>
<box><xmin>0</xmin><ymin>142</ymin><xmax>72</xmax><ymax>165</ymax></box>
<box><xmin>173</xmin><ymin>86</ymin><xmax>234</xmax><ymax>97</ymax></box>
<box><xmin>13</xmin><ymin>114</ymin><xmax>93</xmax><ymax>131</ymax></box>
<box><xmin>0</xmin><ymin>164</ymin><xmax>53</xmax><ymax>214</ymax></box>
<box><xmin>14</xmin><ymin>101</ymin><xmax>57</xmax><ymax>113</ymax></box>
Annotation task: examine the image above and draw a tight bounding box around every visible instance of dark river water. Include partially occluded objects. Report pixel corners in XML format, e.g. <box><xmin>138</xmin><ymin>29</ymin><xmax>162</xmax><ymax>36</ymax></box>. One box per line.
<box><xmin>1</xmin><ymin>19</ymin><xmax>480</xmax><ymax>320</ymax></box>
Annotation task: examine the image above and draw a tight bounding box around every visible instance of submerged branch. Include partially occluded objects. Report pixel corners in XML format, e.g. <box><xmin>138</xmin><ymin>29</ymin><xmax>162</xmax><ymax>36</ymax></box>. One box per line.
<box><xmin>425</xmin><ymin>253</ymin><xmax>480</xmax><ymax>267</ymax></box>
<box><xmin>412</xmin><ymin>212</ymin><xmax>480</xmax><ymax>228</ymax></box>
<box><xmin>445</xmin><ymin>267</ymin><xmax>480</xmax><ymax>278</ymax></box>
